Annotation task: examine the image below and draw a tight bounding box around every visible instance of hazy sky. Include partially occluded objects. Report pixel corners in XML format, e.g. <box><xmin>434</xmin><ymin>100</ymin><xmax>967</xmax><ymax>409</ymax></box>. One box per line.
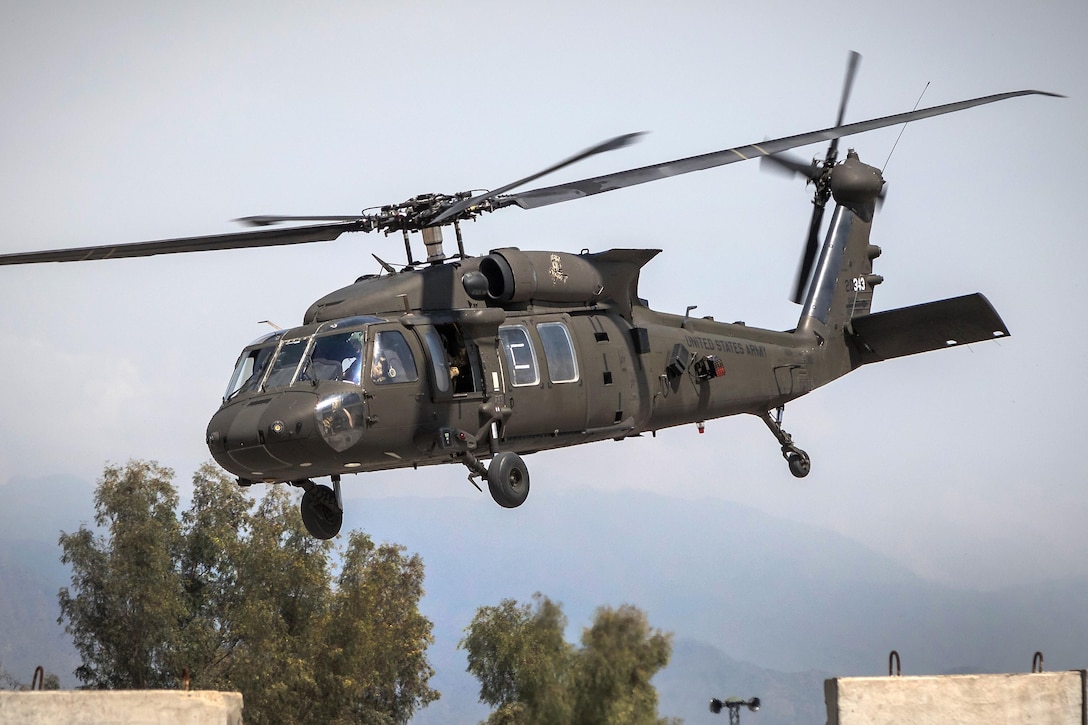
<box><xmin>1</xmin><ymin>1</ymin><xmax>1084</xmax><ymax>591</ymax></box>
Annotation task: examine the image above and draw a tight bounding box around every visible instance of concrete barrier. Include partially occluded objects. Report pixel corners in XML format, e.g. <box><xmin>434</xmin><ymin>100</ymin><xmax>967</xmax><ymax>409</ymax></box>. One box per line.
<box><xmin>0</xmin><ymin>690</ymin><xmax>243</xmax><ymax>724</ymax></box>
<box><xmin>825</xmin><ymin>670</ymin><xmax>1087</xmax><ymax>725</ymax></box>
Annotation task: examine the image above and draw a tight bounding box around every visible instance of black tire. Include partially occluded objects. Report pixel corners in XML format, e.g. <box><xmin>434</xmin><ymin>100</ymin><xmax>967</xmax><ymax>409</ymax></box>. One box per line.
<box><xmin>487</xmin><ymin>451</ymin><xmax>530</xmax><ymax>508</ymax></box>
<box><xmin>300</xmin><ymin>484</ymin><xmax>343</xmax><ymax>539</ymax></box>
<box><xmin>787</xmin><ymin>451</ymin><xmax>811</xmax><ymax>478</ymax></box>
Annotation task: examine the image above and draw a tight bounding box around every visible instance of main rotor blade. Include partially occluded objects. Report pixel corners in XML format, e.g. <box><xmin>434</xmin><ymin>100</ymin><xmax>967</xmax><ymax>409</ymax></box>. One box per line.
<box><xmin>236</xmin><ymin>215</ymin><xmax>368</xmax><ymax>227</ymax></box>
<box><xmin>0</xmin><ymin>221</ymin><xmax>364</xmax><ymax>265</ymax></box>
<box><xmin>503</xmin><ymin>90</ymin><xmax>1061</xmax><ymax>210</ymax></box>
<box><xmin>430</xmin><ymin>131</ymin><xmax>646</xmax><ymax>225</ymax></box>
<box><xmin>835</xmin><ymin>51</ymin><xmax>862</xmax><ymax>128</ymax></box>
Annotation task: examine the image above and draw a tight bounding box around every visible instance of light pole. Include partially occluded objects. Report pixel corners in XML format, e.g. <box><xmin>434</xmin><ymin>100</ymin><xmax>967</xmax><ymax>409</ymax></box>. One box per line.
<box><xmin>709</xmin><ymin>696</ymin><xmax>760</xmax><ymax>724</ymax></box>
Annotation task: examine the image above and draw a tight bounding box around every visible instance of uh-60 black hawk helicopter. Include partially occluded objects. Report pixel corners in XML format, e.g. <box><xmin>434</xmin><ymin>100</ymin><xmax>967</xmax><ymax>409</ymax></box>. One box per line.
<box><xmin>0</xmin><ymin>56</ymin><xmax>1058</xmax><ymax>539</ymax></box>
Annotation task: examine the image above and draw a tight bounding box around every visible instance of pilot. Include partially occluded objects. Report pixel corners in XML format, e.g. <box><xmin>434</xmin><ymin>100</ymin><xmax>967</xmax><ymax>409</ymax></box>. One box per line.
<box><xmin>371</xmin><ymin>349</ymin><xmax>404</xmax><ymax>383</ymax></box>
<box><xmin>342</xmin><ymin>332</ymin><xmax>365</xmax><ymax>384</ymax></box>
<box><xmin>370</xmin><ymin>336</ymin><xmax>405</xmax><ymax>384</ymax></box>
<box><xmin>309</xmin><ymin>336</ymin><xmax>346</xmax><ymax>382</ymax></box>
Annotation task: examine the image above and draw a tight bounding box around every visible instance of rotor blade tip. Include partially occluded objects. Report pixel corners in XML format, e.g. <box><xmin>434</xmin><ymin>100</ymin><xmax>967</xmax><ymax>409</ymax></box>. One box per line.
<box><xmin>600</xmin><ymin>131</ymin><xmax>648</xmax><ymax>153</ymax></box>
<box><xmin>235</xmin><ymin>216</ymin><xmax>274</xmax><ymax>227</ymax></box>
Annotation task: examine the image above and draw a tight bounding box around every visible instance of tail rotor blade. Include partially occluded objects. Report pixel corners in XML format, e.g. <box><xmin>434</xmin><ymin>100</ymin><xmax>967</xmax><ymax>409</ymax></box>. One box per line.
<box><xmin>791</xmin><ymin>202</ymin><xmax>826</xmax><ymax>303</ymax></box>
<box><xmin>761</xmin><ymin>152</ymin><xmax>820</xmax><ymax>182</ymax></box>
<box><xmin>828</xmin><ymin>51</ymin><xmax>862</xmax><ymax>161</ymax></box>
<box><xmin>789</xmin><ymin>51</ymin><xmax>860</xmax><ymax>304</ymax></box>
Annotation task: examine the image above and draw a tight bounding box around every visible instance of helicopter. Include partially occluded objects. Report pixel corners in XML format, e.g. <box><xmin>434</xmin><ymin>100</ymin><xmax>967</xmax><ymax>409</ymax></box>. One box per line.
<box><xmin>0</xmin><ymin>56</ymin><xmax>1058</xmax><ymax>539</ymax></box>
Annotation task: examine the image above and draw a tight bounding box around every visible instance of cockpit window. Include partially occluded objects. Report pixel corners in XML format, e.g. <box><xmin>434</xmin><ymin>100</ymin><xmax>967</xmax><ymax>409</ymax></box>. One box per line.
<box><xmin>302</xmin><ymin>330</ymin><xmax>366</xmax><ymax>384</ymax></box>
<box><xmin>224</xmin><ymin>344</ymin><xmax>276</xmax><ymax>400</ymax></box>
<box><xmin>224</xmin><ymin>321</ymin><xmax>406</xmax><ymax>397</ymax></box>
<box><xmin>263</xmin><ymin>338</ymin><xmax>309</xmax><ymax>389</ymax></box>
<box><xmin>371</xmin><ymin>330</ymin><xmax>418</xmax><ymax>385</ymax></box>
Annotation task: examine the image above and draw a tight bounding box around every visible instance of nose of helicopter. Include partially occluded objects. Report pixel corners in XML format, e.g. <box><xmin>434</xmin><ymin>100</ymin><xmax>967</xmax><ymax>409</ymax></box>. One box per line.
<box><xmin>206</xmin><ymin>388</ymin><xmax>367</xmax><ymax>482</ymax></box>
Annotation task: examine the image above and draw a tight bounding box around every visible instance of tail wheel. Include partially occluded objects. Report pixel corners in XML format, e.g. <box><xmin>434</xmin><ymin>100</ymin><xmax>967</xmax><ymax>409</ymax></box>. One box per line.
<box><xmin>487</xmin><ymin>451</ymin><xmax>530</xmax><ymax>508</ymax></box>
<box><xmin>786</xmin><ymin>451</ymin><xmax>811</xmax><ymax>478</ymax></box>
<box><xmin>301</xmin><ymin>484</ymin><xmax>343</xmax><ymax>539</ymax></box>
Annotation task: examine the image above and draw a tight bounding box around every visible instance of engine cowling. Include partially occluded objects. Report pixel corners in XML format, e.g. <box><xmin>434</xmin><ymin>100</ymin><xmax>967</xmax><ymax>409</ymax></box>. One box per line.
<box><xmin>466</xmin><ymin>248</ymin><xmax>606</xmax><ymax>303</ymax></box>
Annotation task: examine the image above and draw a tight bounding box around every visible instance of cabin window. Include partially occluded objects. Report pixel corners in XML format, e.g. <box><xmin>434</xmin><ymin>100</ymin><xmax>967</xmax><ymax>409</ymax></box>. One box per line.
<box><xmin>499</xmin><ymin>325</ymin><xmax>540</xmax><ymax>387</ymax></box>
<box><xmin>371</xmin><ymin>330</ymin><xmax>419</xmax><ymax>385</ymax></box>
<box><xmin>537</xmin><ymin>322</ymin><xmax>579</xmax><ymax>383</ymax></box>
<box><xmin>422</xmin><ymin>329</ymin><xmax>451</xmax><ymax>394</ymax></box>
<box><xmin>436</xmin><ymin>323</ymin><xmax>478</xmax><ymax>394</ymax></box>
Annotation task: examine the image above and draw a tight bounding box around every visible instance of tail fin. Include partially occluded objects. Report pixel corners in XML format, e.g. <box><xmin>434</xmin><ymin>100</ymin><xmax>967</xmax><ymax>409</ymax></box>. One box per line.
<box><xmin>796</xmin><ymin>150</ymin><xmax>884</xmax><ymax>340</ymax></box>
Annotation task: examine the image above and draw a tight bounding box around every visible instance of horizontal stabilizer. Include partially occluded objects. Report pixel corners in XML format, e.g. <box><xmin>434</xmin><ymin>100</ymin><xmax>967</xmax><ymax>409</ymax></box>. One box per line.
<box><xmin>848</xmin><ymin>293</ymin><xmax>1010</xmax><ymax>365</ymax></box>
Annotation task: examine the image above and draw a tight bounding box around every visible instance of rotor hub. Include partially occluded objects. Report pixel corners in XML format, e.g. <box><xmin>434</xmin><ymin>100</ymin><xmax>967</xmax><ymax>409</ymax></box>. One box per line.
<box><xmin>830</xmin><ymin>151</ymin><xmax>884</xmax><ymax>213</ymax></box>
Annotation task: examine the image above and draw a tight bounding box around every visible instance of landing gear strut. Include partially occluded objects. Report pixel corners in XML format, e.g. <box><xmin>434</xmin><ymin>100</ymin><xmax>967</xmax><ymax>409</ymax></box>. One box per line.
<box><xmin>294</xmin><ymin>476</ymin><xmax>344</xmax><ymax>539</ymax></box>
<box><xmin>758</xmin><ymin>406</ymin><xmax>811</xmax><ymax>478</ymax></box>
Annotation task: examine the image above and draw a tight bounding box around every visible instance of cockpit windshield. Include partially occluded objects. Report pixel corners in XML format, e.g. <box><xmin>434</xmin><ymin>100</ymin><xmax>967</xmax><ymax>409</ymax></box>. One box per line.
<box><xmin>263</xmin><ymin>338</ymin><xmax>309</xmax><ymax>389</ymax></box>
<box><xmin>223</xmin><ymin>318</ymin><xmax>383</xmax><ymax>399</ymax></box>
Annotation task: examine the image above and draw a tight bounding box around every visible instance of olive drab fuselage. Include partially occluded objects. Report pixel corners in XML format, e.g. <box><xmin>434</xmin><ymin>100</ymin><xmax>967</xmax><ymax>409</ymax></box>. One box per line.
<box><xmin>205</xmin><ymin>246</ymin><xmax>810</xmax><ymax>485</ymax></box>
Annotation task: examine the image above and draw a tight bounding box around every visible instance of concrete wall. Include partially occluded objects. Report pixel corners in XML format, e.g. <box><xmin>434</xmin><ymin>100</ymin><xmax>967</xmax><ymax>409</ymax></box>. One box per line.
<box><xmin>826</xmin><ymin>671</ymin><xmax>1086</xmax><ymax>725</ymax></box>
<box><xmin>0</xmin><ymin>690</ymin><xmax>243</xmax><ymax>725</ymax></box>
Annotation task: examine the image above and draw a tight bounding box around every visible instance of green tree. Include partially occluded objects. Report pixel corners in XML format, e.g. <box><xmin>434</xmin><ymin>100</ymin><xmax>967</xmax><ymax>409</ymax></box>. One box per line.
<box><xmin>58</xmin><ymin>460</ymin><xmax>185</xmax><ymax>689</ymax></box>
<box><xmin>461</xmin><ymin>594</ymin><xmax>573</xmax><ymax>724</ymax></box>
<box><xmin>572</xmin><ymin>604</ymin><xmax>673</xmax><ymax>725</ymax></box>
<box><xmin>313</xmin><ymin>532</ymin><xmax>438</xmax><ymax>723</ymax></box>
<box><xmin>57</xmin><ymin>459</ymin><xmax>438</xmax><ymax>724</ymax></box>
<box><xmin>461</xmin><ymin>595</ymin><xmax>675</xmax><ymax>725</ymax></box>
<box><xmin>175</xmin><ymin>463</ymin><xmax>251</xmax><ymax>688</ymax></box>
<box><xmin>218</xmin><ymin>484</ymin><xmax>337</xmax><ymax>723</ymax></box>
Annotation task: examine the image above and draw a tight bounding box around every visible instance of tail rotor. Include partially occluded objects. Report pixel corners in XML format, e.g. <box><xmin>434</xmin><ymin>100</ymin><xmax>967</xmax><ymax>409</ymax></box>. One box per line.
<box><xmin>763</xmin><ymin>51</ymin><xmax>862</xmax><ymax>303</ymax></box>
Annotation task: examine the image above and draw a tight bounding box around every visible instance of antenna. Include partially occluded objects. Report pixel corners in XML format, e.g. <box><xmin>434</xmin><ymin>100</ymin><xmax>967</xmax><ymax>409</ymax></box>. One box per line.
<box><xmin>883</xmin><ymin>82</ymin><xmax>930</xmax><ymax>173</ymax></box>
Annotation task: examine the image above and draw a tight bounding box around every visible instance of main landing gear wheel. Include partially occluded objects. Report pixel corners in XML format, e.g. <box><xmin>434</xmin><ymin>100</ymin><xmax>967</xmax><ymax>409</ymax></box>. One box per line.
<box><xmin>487</xmin><ymin>451</ymin><xmax>530</xmax><ymax>508</ymax></box>
<box><xmin>300</xmin><ymin>483</ymin><xmax>343</xmax><ymax>539</ymax></box>
<box><xmin>786</xmin><ymin>450</ymin><xmax>811</xmax><ymax>478</ymax></box>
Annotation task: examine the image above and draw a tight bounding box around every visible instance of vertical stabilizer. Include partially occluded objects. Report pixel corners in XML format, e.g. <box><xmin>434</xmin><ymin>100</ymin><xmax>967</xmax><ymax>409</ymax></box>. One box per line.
<box><xmin>794</xmin><ymin>151</ymin><xmax>885</xmax><ymax>387</ymax></box>
<box><xmin>797</xmin><ymin>150</ymin><xmax>884</xmax><ymax>340</ymax></box>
